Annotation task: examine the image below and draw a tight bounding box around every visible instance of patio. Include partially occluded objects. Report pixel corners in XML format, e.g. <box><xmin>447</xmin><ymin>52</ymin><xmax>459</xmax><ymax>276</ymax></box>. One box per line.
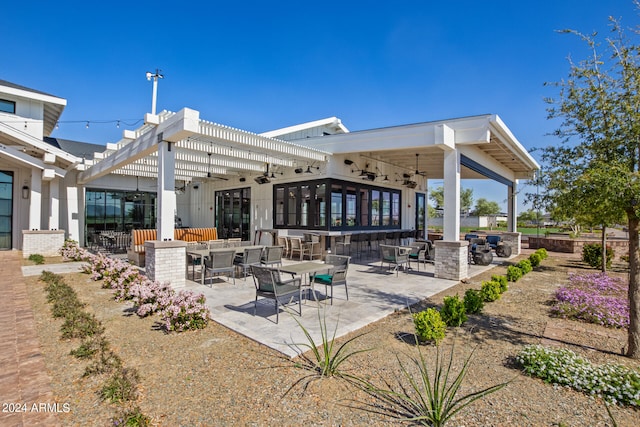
<box><xmin>184</xmin><ymin>254</ymin><xmax>510</xmax><ymax>358</ymax></box>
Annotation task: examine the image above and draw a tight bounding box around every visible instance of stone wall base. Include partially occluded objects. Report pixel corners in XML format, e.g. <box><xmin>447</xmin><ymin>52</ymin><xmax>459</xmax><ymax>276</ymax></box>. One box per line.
<box><xmin>144</xmin><ymin>240</ymin><xmax>187</xmax><ymax>289</ymax></box>
<box><xmin>434</xmin><ymin>240</ymin><xmax>469</xmax><ymax>281</ymax></box>
<box><xmin>22</xmin><ymin>230</ymin><xmax>66</xmax><ymax>258</ymax></box>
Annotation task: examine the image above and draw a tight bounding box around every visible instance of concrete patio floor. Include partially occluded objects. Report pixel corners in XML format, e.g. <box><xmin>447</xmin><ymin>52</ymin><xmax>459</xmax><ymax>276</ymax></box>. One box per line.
<box><xmin>184</xmin><ymin>254</ymin><xmax>510</xmax><ymax>358</ymax></box>
<box><xmin>20</xmin><ymin>252</ymin><xmax>512</xmax><ymax>359</ymax></box>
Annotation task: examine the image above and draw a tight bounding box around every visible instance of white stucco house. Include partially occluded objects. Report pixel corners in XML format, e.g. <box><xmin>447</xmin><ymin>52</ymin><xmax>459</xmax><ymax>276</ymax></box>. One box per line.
<box><xmin>0</xmin><ymin>79</ymin><xmax>539</xmax><ymax>283</ymax></box>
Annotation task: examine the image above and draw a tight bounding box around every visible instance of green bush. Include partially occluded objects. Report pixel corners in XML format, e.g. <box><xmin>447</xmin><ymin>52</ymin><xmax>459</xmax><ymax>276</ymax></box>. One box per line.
<box><xmin>535</xmin><ymin>248</ymin><xmax>548</xmax><ymax>259</ymax></box>
<box><xmin>111</xmin><ymin>407</ymin><xmax>151</xmax><ymax>427</ymax></box>
<box><xmin>60</xmin><ymin>311</ymin><xmax>105</xmax><ymax>339</ymax></box>
<box><xmin>70</xmin><ymin>335</ymin><xmax>110</xmax><ymax>359</ymax></box>
<box><xmin>480</xmin><ymin>281</ymin><xmax>502</xmax><ymax>302</ymax></box>
<box><xmin>100</xmin><ymin>367</ymin><xmax>140</xmax><ymax>403</ymax></box>
<box><xmin>440</xmin><ymin>295</ymin><xmax>468</xmax><ymax>327</ymax></box>
<box><xmin>28</xmin><ymin>253</ymin><xmax>45</xmax><ymax>265</ymax></box>
<box><xmin>413</xmin><ymin>308</ymin><xmax>446</xmax><ymax>345</ymax></box>
<box><xmin>491</xmin><ymin>275</ymin><xmax>508</xmax><ymax>293</ymax></box>
<box><xmin>516</xmin><ymin>259</ymin><xmax>532</xmax><ymax>274</ymax></box>
<box><xmin>529</xmin><ymin>252</ymin><xmax>542</xmax><ymax>267</ymax></box>
<box><xmin>506</xmin><ymin>265</ymin><xmax>523</xmax><ymax>282</ymax></box>
<box><xmin>463</xmin><ymin>289</ymin><xmax>484</xmax><ymax>314</ymax></box>
<box><xmin>582</xmin><ymin>243</ymin><xmax>614</xmax><ymax>269</ymax></box>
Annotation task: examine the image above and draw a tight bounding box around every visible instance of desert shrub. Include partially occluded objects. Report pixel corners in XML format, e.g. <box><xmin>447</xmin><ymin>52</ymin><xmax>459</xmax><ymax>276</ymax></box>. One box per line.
<box><xmin>28</xmin><ymin>253</ymin><xmax>45</xmax><ymax>265</ymax></box>
<box><xmin>463</xmin><ymin>289</ymin><xmax>484</xmax><ymax>314</ymax></box>
<box><xmin>413</xmin><ymin>308</ymin><xmax>446</xmax><ymax>345</ymax></box>
<box><xmin>440</xmin><ymin>295</ymin><xmax>467</xmax><ymax>327</ymax></box>
<box><xmin>60</xmin><ymin>311</ymin><xmax>105</xmax><ymax>339</ymax></box>
<box><xmin>582</xmin><ymin>243</ymin><xmax>614</xmax><ymax>269</ymax></box>
<box><xmin>529</xmin><ymin>252</ymin><xmax>542</xmax><ymax>267</ymax></box>
<box><xmin>83</xmin><ymin>348</ymin><xmax>123</xmax><ymax>377</ymax></box>
<box><xmin>51</xmin><ymin>294</ymin><xmax>85</xmax><ymax>319</ymax></box>
<box><xmin>506</xmin><ymin>265</ymin><xmax>523</xmax><ymax>282</ymax></box>
<box><xmin>100</xmin><ymin>367</ymin><xmax>140</xmax><ymax>403</ymax></box>
<box><xmin>491</xmin><ymin>275</ymin><xmax>508</xmax><ymax>293</ymax></box>
<box><xmin>480</xmin><ymin>280</ymin><xmax>502</xmax><ymax>302</ymax></box>
<box><xmin>70</xmin><ymin>335</ymin><xmax>110</xmax><ymax>359</ymax></box>
<box><xmin>516</xmin><ymin>345</ymin><xmax>640</xmax><ymax>406</ymax></box>
<box><xmin>111</xmin><ymin>406</ymin><xmax>151</xmax><ymax>427</ymax></box>
<box><xmin>516</xmin><ymin>259</ymin><xmax>533</xmax><ymax>274</ymax></box>
<box><xmin>535</xmin><ymin>248</ymin><xmax>548</xmax><ymax>259</ymax></box>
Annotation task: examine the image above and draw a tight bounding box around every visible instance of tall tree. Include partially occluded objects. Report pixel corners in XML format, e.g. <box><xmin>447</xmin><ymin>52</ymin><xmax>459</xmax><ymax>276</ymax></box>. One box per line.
<box><xmin>473</xmin><ymin>198</ymin><xmax>502</xmax><ymax>216</ymax></box>
<box><xmin>429</xmin><ymin>186</ymin><xmax>474</xmax><ymax>214</ymax></box>
<box><xmin>541</xmin><ymin>15</ymin><xmax>640</xmax><ymax>358</ymax></box>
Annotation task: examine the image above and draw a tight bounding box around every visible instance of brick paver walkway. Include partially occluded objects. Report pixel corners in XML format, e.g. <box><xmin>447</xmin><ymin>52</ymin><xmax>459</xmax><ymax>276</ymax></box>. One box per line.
<box><xmin>0</xmin><ymin>251</ymin><xmax>60</xmax><ymax>426</ymax></box>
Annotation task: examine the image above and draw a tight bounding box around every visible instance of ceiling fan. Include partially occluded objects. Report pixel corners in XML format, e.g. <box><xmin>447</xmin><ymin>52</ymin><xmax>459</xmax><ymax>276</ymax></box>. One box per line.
<box><xmin>198</xmin><ymin>145</ymin><xmax>228</xmax><ymax>182</ymax></box>
<box><xmin>412</xmin><ymin>153</ymin><xmax>428</xmax><ymax>177</ymax></box>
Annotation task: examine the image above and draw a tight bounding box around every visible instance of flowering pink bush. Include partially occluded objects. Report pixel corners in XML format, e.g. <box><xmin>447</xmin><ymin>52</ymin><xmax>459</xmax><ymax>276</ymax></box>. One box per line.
<box><xmin>160</xmin><ymin>290</ymin><xmax>211</xmax><ymax>332</ymax></box>
<box><xmin>128</xmin><ymin>280</ymin><xmax>174</xmax><ymax>317</ymax></box>
<box><xmin>60</xmin><ymin>239</ymin><xmax>92</xmax><ymax>261</ymax></box>
<box><xmin>79</xmin><ymin>250</ymin><xmax>212</xmax><ymax>332</ymax></box>
<box><xmin>551</xmin><ymin>272</ymin><xmax>629</xmax><ymax>328</ymax></box>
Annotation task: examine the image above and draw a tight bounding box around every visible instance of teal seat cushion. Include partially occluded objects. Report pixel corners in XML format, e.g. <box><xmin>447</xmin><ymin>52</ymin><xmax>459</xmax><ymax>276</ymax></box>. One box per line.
<box><xmin>314</xmin><ymin>274</ymin><xmax>333</xmax><ymax>284</ymax></box>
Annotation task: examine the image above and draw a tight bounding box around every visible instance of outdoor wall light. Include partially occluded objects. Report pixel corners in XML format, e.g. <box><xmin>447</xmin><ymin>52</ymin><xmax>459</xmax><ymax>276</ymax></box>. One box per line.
<box><xmin>343</xmin><ymin>159</ymin><xmax>354</xmax><ymax>166</ymax></box>
<box><xmin>294</xmin><ymin>167</ymin><xmax>304</xmax><ymax>174</ymax></box>
<box><xmin>22</xmin><ymin>185</ymin><xmax>29</xmax><ymax>199</ymax></box>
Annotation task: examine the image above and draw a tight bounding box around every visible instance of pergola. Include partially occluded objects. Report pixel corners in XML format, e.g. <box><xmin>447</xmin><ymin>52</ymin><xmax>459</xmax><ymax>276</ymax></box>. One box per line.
<box><xmin>77</xmin><ymin>108</ymin><xmax>331</xmax><ymax>241</ymax></box>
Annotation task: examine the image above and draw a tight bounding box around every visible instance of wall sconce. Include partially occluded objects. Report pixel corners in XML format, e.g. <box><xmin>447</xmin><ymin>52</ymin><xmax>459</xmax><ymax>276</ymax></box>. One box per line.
<box><xmin>22</xmin><ymin>185</ymin><xmax>29</xmax><ymax>199</ymax></box>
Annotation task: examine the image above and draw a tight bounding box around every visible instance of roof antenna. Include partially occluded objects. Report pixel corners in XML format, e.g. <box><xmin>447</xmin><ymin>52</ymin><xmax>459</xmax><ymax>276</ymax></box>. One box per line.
<box><xmin>145</xmin><ymin>69</ymin><xmax>164</xmax><ymax>115</ymax></box>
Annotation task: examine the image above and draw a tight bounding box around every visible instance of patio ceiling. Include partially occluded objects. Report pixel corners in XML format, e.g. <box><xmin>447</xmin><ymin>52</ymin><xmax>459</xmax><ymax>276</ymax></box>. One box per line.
<box><xmin>79</xmin><ymin>109</ymin><xmax>331</xmax><ymax>184</ymax></box>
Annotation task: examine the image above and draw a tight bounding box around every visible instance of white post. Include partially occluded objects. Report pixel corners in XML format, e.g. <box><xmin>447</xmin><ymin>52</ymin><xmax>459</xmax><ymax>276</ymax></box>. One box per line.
<box><xmin>507</xmin><ymin>181</ymin><xmax>518</xmax><ymax>232</ymax></box>
<box><xmin>29</xmin><ymin>168</ymin><xmax>42</xmax><ymax>230</ymax></box>
<box><xmin>442</xmin><ymin>149</ymin><xmax>460</xmax><ymax>241</ymax></box>
<box><xmin>157</xmin><ymin>133</ymin><xmax>176</xmax><ymax>241</ymax></box>
<box><xmin>48</xmin><ymin>178</ymin><xmax>59</xmax><ymax>230</ymax></box>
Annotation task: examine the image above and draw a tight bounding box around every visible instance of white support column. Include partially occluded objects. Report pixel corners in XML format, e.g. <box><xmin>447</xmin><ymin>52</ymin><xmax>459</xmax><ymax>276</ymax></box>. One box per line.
<box><xmin>48</xmin><ymin>178</ymin><xmax>59</xmax><ymax>230</ymax></box>
<box><xmin>507</xmin><ymin>181</ymin><xmax>517</xmax><ymax>232</ymax></box>
<box><xmin>66</xmin><ymin>183</ymin><xmax>80</xmax><ymax>242</ymax></box>
<box><xmin>157</xmin><ymin>135</ymin><xmax>176</xmax><ymax>241</ymax></box>
<box><xmin>29</xmin><ymin>168</ymin><xmax>42</xmax><ymax>230</ymax></box>
<box><xmin>442</xmin><ymin>149</ymin><xmax>460</xmax><ymax>241</ymax></box>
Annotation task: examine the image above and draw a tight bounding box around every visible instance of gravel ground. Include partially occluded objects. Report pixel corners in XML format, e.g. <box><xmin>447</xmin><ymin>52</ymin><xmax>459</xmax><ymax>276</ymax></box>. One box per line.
<box><xmin>24</xmin><ymin>252</ymin><xmax>640</xmax><ymax>426</ymax></box>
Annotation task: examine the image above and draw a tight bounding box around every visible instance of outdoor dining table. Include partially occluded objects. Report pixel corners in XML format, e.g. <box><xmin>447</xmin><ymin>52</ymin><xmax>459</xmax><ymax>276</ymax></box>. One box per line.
<box><xmin>278</xmin><ymin>261</ymin><xmax>336</xmax><ymax>300</ymax></box>
<box><xmin>187</xmin><ymin>245</ymin><xmax>265</xmax><ymax>284</ymax></box>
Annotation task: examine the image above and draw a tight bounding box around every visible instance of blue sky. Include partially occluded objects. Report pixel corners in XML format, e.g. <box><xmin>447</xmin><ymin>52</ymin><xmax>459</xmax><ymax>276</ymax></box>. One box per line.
<box><xmin>3</xmin><ymin>0</ymin><xmax>639</xmax><ymax>212</ymax></box>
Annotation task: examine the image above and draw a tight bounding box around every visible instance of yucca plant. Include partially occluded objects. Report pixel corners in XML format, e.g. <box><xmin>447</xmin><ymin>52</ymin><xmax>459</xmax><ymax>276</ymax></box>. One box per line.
<box><xmin>352</xmin><ymin>342</ymin><xmax>509</xmax><ymax>426</ymax></box>
<box><xmin>287</xmin><ymin>306</ymin><xmax>371</xmax><ymax>392</ymax></box>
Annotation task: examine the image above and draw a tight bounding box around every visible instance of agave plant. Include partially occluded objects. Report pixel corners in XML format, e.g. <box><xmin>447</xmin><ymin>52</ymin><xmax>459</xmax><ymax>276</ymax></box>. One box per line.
<box><xmin>352</xmin><ymin>341</ymin><xmax>510</xmax><ymax>426</ymax></box>
<box><xmin>287</xmin><ymin>305</ymin><xmax>371</xmax><ymax>392</ymax></box>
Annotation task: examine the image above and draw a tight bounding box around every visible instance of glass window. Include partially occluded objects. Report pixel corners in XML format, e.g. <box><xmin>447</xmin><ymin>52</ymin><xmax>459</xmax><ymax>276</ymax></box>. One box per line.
<box><xmin>331</xmin><ymin>184</ymin><xmax>342</xmax><ymax>227</ymax></box>
<box><xmin>315</xmin><ymin>183</ymin><xmax>326</xmax><ymax>227</ymax></box>
<box><xmin>392</xmin><ymin>192</ymin><xmax>400</xmax><ymax>226</ymax></box>
<box><xmin>359</xmin><ymin>188</ymin><xmax>369</xmax><ymax>227</ymax></box>
<box><xmin>345</xmin><ymin>186</ymin><xmax>356</xmax><ymax>227</ymax></box>
<box><xmin>0</xmin><ymin>99</ymin><xmax>15</xmax><ymax>114</ymax></box>
<box><xmin>382</xmin><ymin>191</ymin><xmax>391</xmax><ymax>226</ymax></box>
<box><xmin>371</xmin><ymin>190</ymin><xmax>380</xmax><ymax>226</ymax></box>
<box><xmin>288</xmin><ymin>187</ymin><xmax>298</xmax><ymax>226</ymax></box>
<box><xmin>275</xmin><ymin>187</ymin><xmax>284</xmax><ymax>226</ymax></box>
<box><xmin>300</xmin><ymin>185</ymin><xmax>310</xmax><ymax>226</ymax></box>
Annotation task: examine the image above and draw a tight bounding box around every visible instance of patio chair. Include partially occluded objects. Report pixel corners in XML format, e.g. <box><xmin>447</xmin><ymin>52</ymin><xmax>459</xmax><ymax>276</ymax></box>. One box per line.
<box><xmin>234</xmin><ymin>246</ymin><xmax>264</xmax><ymax>280</ymax></box>
<box><xmin>407</xmin><ymin>241</ymin><xmax>434</xmax><ymax>271</ymax></box>
<box><xmin>186</xmin><ymin>241</ymin><xmax>208</xmax><ymax>280</ymax></box>
<box><xmin>379</xmin><ymin>244</ymin><xmax>409</xmax><ymax>276</ymax></box>
<box><xmin>289</xmin><ymin>237</ymin><xmax>313</xmax><ymax>261</ymax></box>
<box><xmin>207</xmin><ymin>240</ymin><xmax>225</xmax><ymax>249</ymax></box>
<box><xmin>261</xmin><ymin>245</ymin><xmax>284</xmax><ymax>267</ymax></box>
<box><xmin>277</xmin><ymin>236</ymin><xmax>290</xmax><ymax>258</ymax></box>
<box><xmin>486</xmin><ymin>235</ymin><xmax>512</xmax><ymax>257</ymax></box>
<box><xmin>250</xmin><ymin>265</ymin><xmax>302</xmax><ymax>323</ymax></box>
<box><xmin>203</xmin><ymin>249</ymin><xmax>236</xmax><ymax>286</ymax></box>
<box><xmin>334</xmin><ymin>234</ymin><xmax>351</xmax><ymax>256</ymax></box>
<box><xmin>311</xmin><ymin>255</ymin><xmax>351</xmax><ymax>305</ymax></box>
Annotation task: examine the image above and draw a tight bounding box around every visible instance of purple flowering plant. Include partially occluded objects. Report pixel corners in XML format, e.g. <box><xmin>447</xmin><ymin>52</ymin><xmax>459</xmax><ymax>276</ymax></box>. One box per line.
<box><xmin>551</xmin><ymin>272</ymin><xmax>629</xmax><ymax>328</ymax></box>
